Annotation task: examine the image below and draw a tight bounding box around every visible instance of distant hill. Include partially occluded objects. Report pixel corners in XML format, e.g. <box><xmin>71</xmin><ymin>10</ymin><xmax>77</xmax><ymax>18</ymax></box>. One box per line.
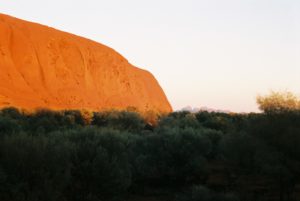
<box><xmin>180</xmin><ymin>106</ymin><xmax>231</xmax><ymax>113</ymax></box>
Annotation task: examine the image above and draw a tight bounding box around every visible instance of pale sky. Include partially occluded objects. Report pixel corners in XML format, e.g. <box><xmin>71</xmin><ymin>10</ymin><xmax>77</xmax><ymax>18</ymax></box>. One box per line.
<box><xmin>1</xmin><ymin>0</ymin><xmax>299</xmax><ymax>112</ymax></box>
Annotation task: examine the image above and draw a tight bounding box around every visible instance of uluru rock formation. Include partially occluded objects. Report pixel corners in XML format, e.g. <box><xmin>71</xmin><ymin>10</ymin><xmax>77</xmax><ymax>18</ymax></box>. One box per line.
<box><xmin>0</xmin><ymin>14</ymin><xmax>172</xmax><ymax>113</ymax></box>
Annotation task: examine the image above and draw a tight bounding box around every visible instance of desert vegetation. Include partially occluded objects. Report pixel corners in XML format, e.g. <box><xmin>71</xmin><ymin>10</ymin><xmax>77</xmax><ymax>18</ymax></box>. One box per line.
<box><xmin>0</xmin><ymin>92</ymin><xmax>300</xmax><ymax>201</ymax></box>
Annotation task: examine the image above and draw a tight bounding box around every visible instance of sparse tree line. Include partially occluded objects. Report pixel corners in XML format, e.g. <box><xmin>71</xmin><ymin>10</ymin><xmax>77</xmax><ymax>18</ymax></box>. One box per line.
<box><xmin>0</xmin><ymin>91</ymin><xmax>300</xmax><ymax>201</ymax></box>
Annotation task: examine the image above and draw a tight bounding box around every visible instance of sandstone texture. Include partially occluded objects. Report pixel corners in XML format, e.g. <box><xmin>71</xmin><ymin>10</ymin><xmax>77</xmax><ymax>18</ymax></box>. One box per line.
<box><xmin>0</xmin><ymin>14</ymin><xmax>172</xmax><ymax>113</ymax></box>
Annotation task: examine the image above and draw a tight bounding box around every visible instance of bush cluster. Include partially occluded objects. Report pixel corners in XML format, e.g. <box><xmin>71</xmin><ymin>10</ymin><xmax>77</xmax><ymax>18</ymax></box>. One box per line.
<box><xmin>0</xmin><ymin>107</ymin><xmax>300</xmax><ymax>201</ymax></box>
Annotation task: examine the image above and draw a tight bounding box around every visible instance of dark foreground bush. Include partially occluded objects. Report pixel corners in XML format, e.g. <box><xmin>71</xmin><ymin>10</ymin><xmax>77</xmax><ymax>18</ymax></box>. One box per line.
<box><xmin>0</xmin><ymin>133</ymin><xmax>71</xmax><ymax>201</ymax></box>
<box><xmin>0</xmin><ymin>108</ymin><xmax>299</xmax><ymax>201</ymax></box>
<box><xmin>129</xmin><ymin>127</ymin><xmax>212</xmax><ymax>191</ymax></box>
<box><xmin>175</xmin><ymin>185</ymin><xmax>239</xmax><ymax>201</ymax></box>
<box><xmin>66</xmin><ymin>128</ymin><xmax>131</xmax><ymax>201</ymax></box>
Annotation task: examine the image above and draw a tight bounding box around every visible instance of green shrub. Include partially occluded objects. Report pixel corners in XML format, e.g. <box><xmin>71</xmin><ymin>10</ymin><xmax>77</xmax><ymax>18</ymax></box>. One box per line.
<box><xmin>92</xmin><ymin>111</ymin><xmax>145</xmax><ymax>132</ymax></box>
<box><xmin>66</xmin><ymin>128</ymin><xmax>131</xmax><ymax>201</ymax></box>
<box><xmin>130</xmin><ymin>127</ymin><xmax>212</xmax><ymax>188</ymax></box>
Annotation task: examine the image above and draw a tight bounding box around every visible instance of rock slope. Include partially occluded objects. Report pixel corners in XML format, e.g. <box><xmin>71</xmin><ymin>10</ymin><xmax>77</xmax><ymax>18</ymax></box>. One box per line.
<box><xmin>0</xmin><ymin>14</ymin><xmax>172</xmax><ymax>113</ymax></box>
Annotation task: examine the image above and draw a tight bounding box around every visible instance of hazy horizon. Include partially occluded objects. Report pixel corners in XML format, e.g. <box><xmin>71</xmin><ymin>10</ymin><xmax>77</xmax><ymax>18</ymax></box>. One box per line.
<box><xmin>1</xmin><ymin>0</ymin><xmax>299</xmax><ymax>112</ymax></box>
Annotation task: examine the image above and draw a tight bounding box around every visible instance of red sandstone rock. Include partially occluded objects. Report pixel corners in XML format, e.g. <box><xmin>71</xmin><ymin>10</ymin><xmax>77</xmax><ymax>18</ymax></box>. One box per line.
<box><xmin>0</xmin><ymin>14</ymin><xmax>172</xmax><ymax>113</ymax></box>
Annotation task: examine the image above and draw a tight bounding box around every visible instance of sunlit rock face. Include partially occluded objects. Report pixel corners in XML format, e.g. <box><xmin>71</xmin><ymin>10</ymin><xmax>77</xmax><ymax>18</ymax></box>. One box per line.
<box><xmin>0</xmin><ymin>14</ymin><xmax>172</xmax><ymax>113</ymax></box>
